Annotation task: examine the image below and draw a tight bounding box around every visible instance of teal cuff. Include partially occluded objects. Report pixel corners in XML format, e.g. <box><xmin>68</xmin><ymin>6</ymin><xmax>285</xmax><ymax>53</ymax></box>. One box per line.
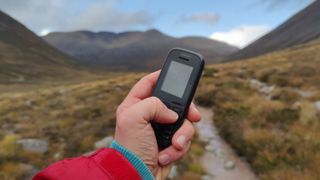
<box><xmin>110</xmin><ymin>140</ymin><xmax>154</xmax><ymax>180</ymax></box>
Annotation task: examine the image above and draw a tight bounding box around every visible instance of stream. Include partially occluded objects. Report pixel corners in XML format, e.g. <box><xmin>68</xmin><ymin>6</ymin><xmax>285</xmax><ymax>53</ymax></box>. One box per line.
<box><xmin>196</xmin><ymin>107</ymin><xmax>257</xmax><ymax>180</ymax></box>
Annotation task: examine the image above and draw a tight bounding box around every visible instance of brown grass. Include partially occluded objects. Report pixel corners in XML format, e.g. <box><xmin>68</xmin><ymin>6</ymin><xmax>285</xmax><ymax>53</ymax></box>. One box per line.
<box><xmin>196</xmin><ymin>39</ymin><xmax>320</xmax><ymax>179</ymax></box>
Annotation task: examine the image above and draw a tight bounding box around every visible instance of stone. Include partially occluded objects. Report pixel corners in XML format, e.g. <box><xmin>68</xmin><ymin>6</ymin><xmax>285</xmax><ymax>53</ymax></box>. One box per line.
<box><xmin>260</xmin><ymin>85</ymin><xmax>275</xmax><ymax>95</ymax></box>
<box><xmin>94</xmin><ymin>136</ymin><xmax>113</xmax><ymax>149</ymax></box>
<box><xmin>54</xmin><ymin>152</ymin><xmax>62</xmax><ymax>160</ymax></box>
<box><xmin>168</xmin><ymin>165</ymin><xmax>178</xmax><ymax>179</ymax></box>
<box><xmin>250</xmin><ymin>79</ymin><xmax>264</xmax><ymax>90</ymax></box>
<box><xmin>294</xmin><ymin>89</ymin><xmax>315</xmax><ymax>98</ymax></box>
<box><xmin>25</xmin><ymin>100</ymin><xmax>34</xmax><ymax>107</ymax></box>
<box><xmin>205</xmin><ymin>145</ymin><xmax>215</xmax><ymax>153</ymax></box>
<box><xmin>292</xmin><ymin>101</ymin><xmax>302</xmax><ymax>110</ymax></box>
<box><xmin>17</xmin><ymin>139</ymin><xmax>49</xmax><ymax>153</ymax></box>
<box><xmin>224</xmin><ymin>160</ymin><xmax>236</xmax><ymax>170</ymax></box>
<box><xmin>201</xmin><ymin>175</ymin><xmax>214</xmax><ymax>180</ymax></box>
<box><xmin>215</xmin><ymin>149</ymin><xmax>225</xmax><ymax>160</ymax></box>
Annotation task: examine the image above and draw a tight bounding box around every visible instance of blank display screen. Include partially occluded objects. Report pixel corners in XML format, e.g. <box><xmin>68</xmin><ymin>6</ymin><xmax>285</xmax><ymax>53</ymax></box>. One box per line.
<box><xmin>161</xmin><ymin>61</ymin><xmax>193</xmax><ymax>98</ymax></box>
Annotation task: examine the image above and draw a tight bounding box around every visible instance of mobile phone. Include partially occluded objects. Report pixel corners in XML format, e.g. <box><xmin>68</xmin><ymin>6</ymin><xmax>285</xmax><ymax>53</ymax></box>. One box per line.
<box><xmin>151</xmin><ymin>48</ymin><xmax>204</xmax><ymax>150</ymax></box>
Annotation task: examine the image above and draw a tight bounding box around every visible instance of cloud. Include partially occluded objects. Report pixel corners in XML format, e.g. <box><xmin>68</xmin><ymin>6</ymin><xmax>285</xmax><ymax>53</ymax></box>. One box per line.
<box><xmin>178</xmin><ymin>13</ymin><xmax>220</xmax><ymax>25</ymax></box>
<box><xmin>0</xmin><ymin>0</ymin><xmax>155</xmax><ymax>35</ymax></box>
<box><xmin>70</xmin><ymin>2</ymin><xmax>154</xmax><ymax>32</ymax></box>
<box><xmin>210</xmin><ymin>25</ymin><xmax>271</xmax><ymax>48</ymax></box>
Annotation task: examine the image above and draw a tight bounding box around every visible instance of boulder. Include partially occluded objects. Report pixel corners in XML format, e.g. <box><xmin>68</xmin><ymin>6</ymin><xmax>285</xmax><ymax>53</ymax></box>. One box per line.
<box><xmin>224</xmin><ymin>160</ymin><xmax>236</xmax><ymax>171</ymax></box>
<box><xmin>17</xmin><ymin>139</ymin><xmax>49</xmax><ymax>153</ymax></box>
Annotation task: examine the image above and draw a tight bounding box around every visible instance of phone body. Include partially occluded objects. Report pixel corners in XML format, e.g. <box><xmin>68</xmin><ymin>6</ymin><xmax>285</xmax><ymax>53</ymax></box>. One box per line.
<box><xmin>151</xmin><ymin>48</ymin><xmax>204</xmax><ymax>150</ymax></box>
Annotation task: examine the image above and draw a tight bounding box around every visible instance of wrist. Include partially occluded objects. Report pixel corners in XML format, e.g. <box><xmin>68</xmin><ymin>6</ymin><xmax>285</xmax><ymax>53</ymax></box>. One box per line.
<box><xmin>110</xmin><ymin>140</ymin><xmax>154</xmax><ymax>180</ymax></box>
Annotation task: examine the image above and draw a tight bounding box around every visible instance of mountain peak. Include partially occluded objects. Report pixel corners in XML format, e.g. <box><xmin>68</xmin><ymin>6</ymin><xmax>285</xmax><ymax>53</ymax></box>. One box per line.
<box><xmin>145</xmin><ymin>29</ymin><xmax>162</xmax><ymax>34</ymax></box>
<box><xmin>43</xmin><ymin>29</ymin><xmax>238</xmax><ymax>70</ymax></box>
<box><xmin>227</xmin><ymin>0</ymin><xmax>320</xmax><ymax>61</ymax></box>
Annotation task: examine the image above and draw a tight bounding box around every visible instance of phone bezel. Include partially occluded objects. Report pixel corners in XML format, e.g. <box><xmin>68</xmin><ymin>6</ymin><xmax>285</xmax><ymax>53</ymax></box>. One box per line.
<box><xmin>153</xmin><ymin>48</ymin><xmax>204</xmax><ymax>107</ymax></box>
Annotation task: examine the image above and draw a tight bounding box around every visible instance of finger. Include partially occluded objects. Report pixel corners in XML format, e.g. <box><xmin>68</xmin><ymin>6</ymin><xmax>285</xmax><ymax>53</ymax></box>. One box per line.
<box><xmin>155</xmin><ymin>165</ymin><xmax>172</xmax><ymax>180</ymax></box>
<box><xmin>186</xmin><ymin>102</ymin><xmax>201</xmax><ymax>122</ymax></box>
<box><xmin>158</xmin><ymin>142</ymin><xmax>191</xmax><ymax>166</ymax></box>
<box><xmin>117</xmin><ymin>70</ymin><xmax>160</xmax><ymax>115</ymax></box>
<box><xmin>171</xmin><ymin>120</ymin><xmax>195</xmax><ymax>150</ymax></box>
<box><xmin>125</xmin><ymin>97</ymin><xmax>178</xmax><ymax>124</ymax></box>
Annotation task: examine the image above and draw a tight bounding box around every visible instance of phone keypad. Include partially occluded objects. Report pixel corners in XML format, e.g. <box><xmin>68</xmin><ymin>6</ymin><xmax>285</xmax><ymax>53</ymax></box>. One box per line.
<box><xmin>152</xmin><ymin>102</ymin><xmax>186</xmax><ymax>149</ymax></box>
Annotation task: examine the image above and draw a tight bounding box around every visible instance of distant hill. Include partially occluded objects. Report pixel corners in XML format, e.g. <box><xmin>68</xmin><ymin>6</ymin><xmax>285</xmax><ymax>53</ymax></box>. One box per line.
<box><xmin>0</xmin><ymin>10</ymin><xmax>85</xmax><ymax>83</ymax></box>
<box><xmin>43</xmin><ymin>29</ymin><xmax>239</xmax><ymax>71</ymax></box>
<box><xmin>227</xmin><ymin>0</ymin><xmax>320</xmax><ymax>61</ymax></box>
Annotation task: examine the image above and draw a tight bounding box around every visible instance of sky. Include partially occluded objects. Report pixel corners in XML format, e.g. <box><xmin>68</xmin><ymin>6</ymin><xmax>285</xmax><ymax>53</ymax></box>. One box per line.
<box><xmin>0</xmin><ymin>0</ymin><xmax>314</xmax><ymax>48</ymax></box>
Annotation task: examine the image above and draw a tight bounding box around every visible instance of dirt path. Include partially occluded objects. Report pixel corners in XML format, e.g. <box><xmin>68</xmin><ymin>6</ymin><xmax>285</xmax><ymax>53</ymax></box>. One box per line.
<box><xmin>196</xmin><ymin>107</ymin><xmax>257</xmax><ymax>180</ymax></box>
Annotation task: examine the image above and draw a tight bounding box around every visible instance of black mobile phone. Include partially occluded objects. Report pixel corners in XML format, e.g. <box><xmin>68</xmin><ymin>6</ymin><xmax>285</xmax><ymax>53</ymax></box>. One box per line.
<box><xmin>151</xmin><ymin>48</ymin><xmax>204</xmax><ymax>150</ymax></box>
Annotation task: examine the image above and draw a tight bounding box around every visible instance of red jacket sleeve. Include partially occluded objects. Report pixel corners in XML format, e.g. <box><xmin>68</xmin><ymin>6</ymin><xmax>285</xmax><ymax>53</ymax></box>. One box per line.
<box><xmin>33</xmin><ymin>148</ymin><xmax>141</xmax><ymax>180</ymax></box>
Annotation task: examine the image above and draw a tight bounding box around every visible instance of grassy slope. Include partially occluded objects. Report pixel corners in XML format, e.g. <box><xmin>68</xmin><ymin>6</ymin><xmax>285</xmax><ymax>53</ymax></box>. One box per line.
<box><xmin>0</xmin><ymin>73</ymin><xmax>140</xmax><ymax>179</ymax></box>
<box><xmin>196</xmin><ymin>39</ymin><xmax>320</xmax><ymax>179</ymax></box>
<box><xmin>0</xmin><ymin>10</ymin><xmax>94</xmax><ymax>85</ymax></box>
<box><xmin>0</xmin><ymin>72</ymin><xmax>204</xmax><ymax>179</ymax></box>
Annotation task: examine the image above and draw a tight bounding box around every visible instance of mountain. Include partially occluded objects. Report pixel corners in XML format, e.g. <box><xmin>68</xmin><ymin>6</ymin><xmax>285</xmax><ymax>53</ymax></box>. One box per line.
<box><xmin>0</xmin><ymin>10</ymin><xmax>85</xmax><ymax>84</ymax></box>
<box><xmin>227</xmin><ymin>0</ymin><xmax>320</xmax><ymax>61</ymax></box>
<box><xmin>43</xmin><ymin>29</ymin><xmax>238</xmax><ymax>71</ymax></box>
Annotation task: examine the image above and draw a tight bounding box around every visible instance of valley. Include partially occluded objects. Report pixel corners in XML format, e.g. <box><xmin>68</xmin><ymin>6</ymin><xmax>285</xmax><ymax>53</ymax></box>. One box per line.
<box><xmin>1</xmin><ymin>1</ymin><xmax>320</xmax><ymax>179</ymax></box>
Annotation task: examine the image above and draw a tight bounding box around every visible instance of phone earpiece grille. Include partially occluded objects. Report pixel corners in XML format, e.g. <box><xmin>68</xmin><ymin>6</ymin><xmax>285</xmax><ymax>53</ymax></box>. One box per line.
<box><xmin>179</xmin><ymin>56</ymin><xmax>189</xmax><ymax>61</ymax></box>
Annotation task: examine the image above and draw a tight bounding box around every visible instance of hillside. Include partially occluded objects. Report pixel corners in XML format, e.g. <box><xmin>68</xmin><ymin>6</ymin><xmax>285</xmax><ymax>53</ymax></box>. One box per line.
<box><xmin>196</xmin><ymin>39</ymin><xmax>320</xmax><ymax>179</ymax></box>
<box><xmin>43</xmin><ymin>29</ymin><xmax>238</xmax><ymax>71</ymax></box>
<box><xmin>0</xmin><ymin>10</ymin><xmax>88</xmax><ymax>84</ymax></box>
<box><xmin>0</xmin><ymin>72</ymin><xmax>205</xmax><ymax>179</ymax></box>
<box><xmin>227</xmin><ymin>0</ymin><xmax>320</xmax><ymax>61</ymax></box>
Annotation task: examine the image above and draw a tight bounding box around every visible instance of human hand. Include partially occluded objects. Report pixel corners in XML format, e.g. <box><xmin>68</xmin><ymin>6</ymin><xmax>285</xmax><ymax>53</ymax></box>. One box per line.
<box><xmin>114</xmin><ymin>70</ymin><xmax>201</xmax><ymax>175</ymax></box>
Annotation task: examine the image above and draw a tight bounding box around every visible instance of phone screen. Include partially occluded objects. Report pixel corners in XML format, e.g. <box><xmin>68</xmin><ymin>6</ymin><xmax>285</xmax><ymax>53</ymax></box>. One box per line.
<box><xmin>161</xmin><ymin>61</ymin><xmax>193</xmax><ymax>98</ymax></box>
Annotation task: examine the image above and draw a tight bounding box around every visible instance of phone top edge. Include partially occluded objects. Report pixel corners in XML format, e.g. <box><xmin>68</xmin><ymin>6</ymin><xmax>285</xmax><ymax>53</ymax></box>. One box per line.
<box><xmin>168</xmin><ymin>47</ymin><xmax>205</xmax><ymax>62</ymax></box>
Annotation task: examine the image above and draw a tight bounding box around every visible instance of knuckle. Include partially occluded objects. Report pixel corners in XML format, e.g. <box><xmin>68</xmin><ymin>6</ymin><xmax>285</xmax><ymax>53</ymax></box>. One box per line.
<box><xmin>148</xmin><ymin>97</ymin><xmax>166</xmax><ymax>117</ymax></box>
<box><xmin>148</xmin><ymin>96</ymin><xmax>161</xmax><ymax>105</ymax></box>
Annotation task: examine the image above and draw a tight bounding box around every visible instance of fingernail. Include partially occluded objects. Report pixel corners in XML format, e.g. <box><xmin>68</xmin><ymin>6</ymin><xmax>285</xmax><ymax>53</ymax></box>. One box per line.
<box><xmin>170</xmin><ymin>110</ymin><xmax>179</xmax><ymax>120</ymax></box>
<box><xmin>159</xmin><ymin>154</ymin><xmax>170</xmax><ymax>165</ymax></box>
<box><xmin>177</xmin><ymin>135</ymin><xmax>187</xmax><ymax>148</ymax></box>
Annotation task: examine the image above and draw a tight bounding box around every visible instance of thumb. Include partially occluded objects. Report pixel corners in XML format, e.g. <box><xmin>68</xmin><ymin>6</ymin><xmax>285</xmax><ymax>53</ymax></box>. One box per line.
<box><xmin>127</xmin><ymin>97</ymin><xmax>178</xmax><ymax>124</ymax></box>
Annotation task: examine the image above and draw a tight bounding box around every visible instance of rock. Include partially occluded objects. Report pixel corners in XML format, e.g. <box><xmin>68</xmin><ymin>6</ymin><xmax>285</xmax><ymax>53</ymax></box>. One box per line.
<box><xmin>292</xmin><ymin>101</ymin><xmax>302</xmax><ymax>110</ymax></box>
<box><xmin>260</xmin><ymin>85</ymin><xmax>275</xmax><ymax>95</ymax></box>
<box><xmin>315</xmin><ymin>101</ymin><xmax>320</xmax><ymax>115</ymax></box>
<box><xmin>54</xmin><ymin>152</ymin><xmax>62</xmax><ymax>160</ymax></box>
<box><xmin>205</xmin><ymin>145</ymin><xmax>215</xmax><ymax>153</ymax></box>
<box><xmin>94</xmin><ymin>136</ymin><xmax>113</xmax><ymax>149</ymax></box>
<box><xmin>215</xmin><ymin>149</ymin><xmax>225</xmax><ymax>160</ymax></box>
<box><xmin>17</xmin><ymin>139</ymin><xmax>49</xmax><ymax>153</ymax></box>
<box><xmin>168</xmin><ymin>165</ymin><xmax>178</xmax><ymax>179</ymax></box>
<box><xmin>224</xmin><ymin>160</ymin><xmax>236</xmax><ymax>170</ymax></box>
<box><xmin>250</xmin><ymin>79</ymin><xmax>264</xmax><ymax>90</ymax></box>
<box><xmin>114</xmin><ymin>85</ymin><xmax>123</xmax><ymax>91</ymax></box>
<box><xmin>250</xmin><ymin>79</ymin><xmax>275</xmax><ymax>97</ymax></box>
<box><xmin>24</xmin><ymin>100</ymin><xmax>34</xmax><ymax>107</ymax></box>
<box><xmin>294</xmin><ymin>89</ymin><xmax>315</xmax><ymax>98</ymax></box>
<box><xmin>17</xmin><ymin>75</ymin><xmax>25</xmax><ymax>82</ymax></box>
<box><xmin>201</xmin><ymin>175</ymin><xmax>214</xmax><ymax>180</ymax></box>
